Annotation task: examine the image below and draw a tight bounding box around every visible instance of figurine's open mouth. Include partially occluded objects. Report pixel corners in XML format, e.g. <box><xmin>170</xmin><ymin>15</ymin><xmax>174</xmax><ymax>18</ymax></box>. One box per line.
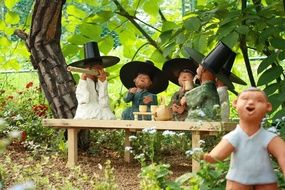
<box><xmin>246</xmin><ymin>107</ymin><xmax>255</xmax><ymax>112</ymax></box>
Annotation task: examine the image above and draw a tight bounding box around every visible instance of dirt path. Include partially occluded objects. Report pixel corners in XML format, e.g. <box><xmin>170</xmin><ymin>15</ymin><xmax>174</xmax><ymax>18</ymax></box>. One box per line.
<box><xmin>2</xmin><ymin>146</ymin><xmax>192</xmax><ymax>190</ymax></box>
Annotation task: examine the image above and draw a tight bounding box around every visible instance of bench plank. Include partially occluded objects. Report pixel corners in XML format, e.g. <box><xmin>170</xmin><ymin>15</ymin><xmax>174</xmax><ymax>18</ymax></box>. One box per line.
<box><xmin>43</xmin><ymin>119</ymin><xmax>236</xmax><ymax>131</ymax></box>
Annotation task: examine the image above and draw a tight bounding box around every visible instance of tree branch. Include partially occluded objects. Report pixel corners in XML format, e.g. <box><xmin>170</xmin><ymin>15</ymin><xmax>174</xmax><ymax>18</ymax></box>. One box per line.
<box><xmin>111</xmin><ymin>0</ymin><xmax>167</xmax><ymax>58</ymax></box>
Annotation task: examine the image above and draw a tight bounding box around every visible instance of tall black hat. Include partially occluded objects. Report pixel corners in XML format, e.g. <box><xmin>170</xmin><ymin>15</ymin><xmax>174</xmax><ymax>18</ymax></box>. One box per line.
<box><xmin>162</xmin><ymin>58</ymin><xmax>198</xmax><ymax>86</ymax></box>
<box><xmin>120</xmin><ymin>61</ymin><xmax>169</xmax><ymax>94</ymax></box>
<box><xmin>69</xmin><ymin>42</ymin><xmax>120</xmax><ymax>68</ymax></box>
<box><xmin>186</xmin><ymin>42</ymin><xmax>246</xmax><ymax>89</ymax></box>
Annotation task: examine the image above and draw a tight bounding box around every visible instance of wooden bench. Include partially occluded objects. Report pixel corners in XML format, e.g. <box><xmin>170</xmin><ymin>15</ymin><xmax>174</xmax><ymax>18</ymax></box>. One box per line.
<box><xmin>42</xmin><ymin>119</ymin><xmax>236</xmax><ymax>172</ymax></box>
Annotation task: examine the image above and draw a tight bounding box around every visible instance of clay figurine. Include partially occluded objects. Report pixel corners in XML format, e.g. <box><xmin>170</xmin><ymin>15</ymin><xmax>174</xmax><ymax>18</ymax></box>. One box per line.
<box><xmin>182</xmin><ymin>42</ymin><xmax>236</xmax><ymax>121</ymax></box>
<box><xmin>203</xmin><ymin>87</ymin><xmax>285</xmax><ymax>190</ymax></box>
<box><xmin>162</xmin><ymin>58</ymin><xmax>198</xmax><ymax>121</ymax></box>
<box><xmin>69</xmin><ymin>41</ymin><xmax>119</xmax><ymax>149</ymax></box>
<box><xmin>120</xmin><ymin>60</ymin><xmax>168</xmax><ymax>120</ymax></box>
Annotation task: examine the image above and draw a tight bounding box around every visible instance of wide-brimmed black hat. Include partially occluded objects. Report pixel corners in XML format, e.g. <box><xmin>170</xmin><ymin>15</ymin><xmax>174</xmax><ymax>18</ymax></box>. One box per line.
<box><xmin>162</xmin><ymin>58</ymin><xmax>198</xmax><ymax>86</ymax></box>
<box><xmin>69</xmin><ymin>41</ymin><xmax>120</xmax><ymax>68</ymax></box>
<box><xmin>186</xmin><ymin>42</ymin><xmax>246</xmax><ymax>89</ymax></box>
<box><xmin>120</xmin><ymin>61</ymin><xmax>169</xmax><ymax>94</ymax></box>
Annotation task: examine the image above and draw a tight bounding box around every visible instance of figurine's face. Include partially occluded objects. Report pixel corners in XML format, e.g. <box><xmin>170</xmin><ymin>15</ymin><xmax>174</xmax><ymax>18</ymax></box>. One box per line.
<box><xmin>85</xmin><ymin>64</ymin><xmax>104</xmax><ymax>80</ymax></box>
<box><xmin>233</xmin><ymin>90</ymin><xmax>272</xmax><ymax>121</ymax></box>
<box><xmin>134</xmin><ymin>73</ymin><xmax>152</xmax><ymax>89</ymax></box>
<box><xmin>178</xmin><ymin>72</ymin><xmax>194</xmax><ymax>87</ymax></box>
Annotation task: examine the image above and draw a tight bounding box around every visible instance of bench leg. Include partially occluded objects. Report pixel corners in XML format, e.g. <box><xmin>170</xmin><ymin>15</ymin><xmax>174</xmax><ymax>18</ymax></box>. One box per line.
<box><xmin>67</xmin><ymin>128</ymin><xmax>78</xmax><ymax>167</ymax></box>
<box><xmin>124</xmin><ymin>129</ymin><xmax>131</xmax><ymax>162</ymax></box>
<box><xmin>192</xmin><ymin>131</ymin><xmax>200</xmax><ymax>173</ymax></box>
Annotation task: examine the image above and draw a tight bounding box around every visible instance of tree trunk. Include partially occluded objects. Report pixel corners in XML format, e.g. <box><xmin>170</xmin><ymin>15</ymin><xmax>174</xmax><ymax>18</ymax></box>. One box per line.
<box><xmin>16</xmin><ymin>0</ymin><xmax>77</xmax><ymax>118</ymax></box>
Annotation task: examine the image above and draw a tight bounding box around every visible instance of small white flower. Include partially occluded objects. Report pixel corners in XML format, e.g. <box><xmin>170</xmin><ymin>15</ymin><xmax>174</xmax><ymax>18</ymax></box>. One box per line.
<box><xmin>199</xmin><ymin>140</ymin><xmax>205</xmax><ymax>145</ymax></box>
<box><xmin>134</xmin><ymin>153</ymin><xmax>144</xmax><ymax>159</ymax></box>
<box><xmin>125</xmin><ymin>146</ymin><xmax>132</xmax><ymax>152</ymax></box>
<box><xmin>162</xmin><ymin>130</ymin><xmax>176</xmax><ymax>136</ymax></box>
<box><xmin>98</xmin><ymin>163</ymin><xmax>103</xmax><ymax>170</ymax></box>
<box><xmin>282</xmin><ymin>116</ymin><xmax>285</xmax><ymax>121</ymax></box>
<box><xmin>14</xmin><ymin>114</ymin><xmax>23</xmax><ymax>121</ymax></box>
<box><xmin>198</xmin><ymin>111</ymin><xmax>206</xmax><ymax>117</ymax></box>
<box><xmin>9</xmin><ymin>130</ymin><xmax>21</xmax><ymax>138</ymax></box>
<box><xmin>185</xmin><ymin>150</ymin><xmax>193</xmax><ymax>156</ymax></box>
<box><xmin>8</xmin><ymin>180</ymin><xmax>35</xmax><ymax>190</ymax></box>
<box><xmin>142</xmin><ymin>127</ymin><xmax>157</xmax><ymax>134</ymax></box>
<box><xmin>129</xmin><ymin>135</ymin><xmax>137</xmax><ymax>141</ymax></box>
<box><xmin>178</xmin><ymin>132</ymin><xmax>185</xmax><ymax>136</ymax></box>
<box><xmin>213</xmin><ymin>104</ymin><xmax>220</xmax><ymax>109</ymax></box>
<box><xmin>192</xmin><ymin>147</ymin><xmax>203</xmax><ymax>153</ymax></box>
<box><xmin>275</xmin><ymin>118</ymin><xmax>281</xmax><ymax>123</ymax></box>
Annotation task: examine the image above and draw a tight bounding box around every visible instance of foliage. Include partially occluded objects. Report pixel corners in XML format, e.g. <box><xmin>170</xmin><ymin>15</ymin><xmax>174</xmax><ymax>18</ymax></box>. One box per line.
<box><xmin>0</xmin><ymin>81</ymin><xmax>62</xmax><ymax>151</ymax></box>
<box><xmin>0</xmin><ymin>152</ymin><xmax>119</xmax><ymax>189</ymax></box>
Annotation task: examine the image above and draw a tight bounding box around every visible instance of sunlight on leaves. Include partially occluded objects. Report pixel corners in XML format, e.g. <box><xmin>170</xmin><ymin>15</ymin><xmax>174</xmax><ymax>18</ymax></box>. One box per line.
<box><xmin>5</xmin><ymin>11</ymin><xmax>20</xmax><ymax>25</ymax></box>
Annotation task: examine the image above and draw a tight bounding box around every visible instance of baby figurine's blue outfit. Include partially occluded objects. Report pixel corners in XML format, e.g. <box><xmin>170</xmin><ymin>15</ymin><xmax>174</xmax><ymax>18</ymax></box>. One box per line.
<box><xmin>223</xmin><ymin>125</ymin><xmax>277</xmax><ymax>184</ymax></box>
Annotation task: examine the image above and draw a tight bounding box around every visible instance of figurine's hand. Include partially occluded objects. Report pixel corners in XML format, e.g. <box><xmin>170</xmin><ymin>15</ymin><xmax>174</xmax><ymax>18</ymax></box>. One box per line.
<box><xmin>81</xmin><ymin>73</ymin><xmax>87</xmax><ymax>80</ymax></box>
<box><xmin>180</xmin><ymin>97</ymin><xmax>187</xmax><ymax>106</ymax></box>
<box><xmin>143</xmin><ymin>96</ymin><xmax>153</xmax><ymax>104</ymax></box>
<box><xmin>171</xmin><ymin>103</ymin><xmax>179</xmax><ymax>113</ymax></box>
<box><xmin>129</xmin><ymin>87</ymin><xmax>137</xmax><ymax>94</ymax></box>
<box><xmin>98</xmin><ymin>70</ymin><xmax>107</xmax><ymax>82</ymax></box>
<box><xmin>176</xmin><ymin>104</ymin><xmax>186</xmax><ymax>114</ymax></box>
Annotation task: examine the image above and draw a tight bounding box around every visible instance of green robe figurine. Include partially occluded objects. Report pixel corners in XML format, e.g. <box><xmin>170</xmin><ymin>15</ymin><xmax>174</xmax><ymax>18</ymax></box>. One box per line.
<box><xmin>122</xmin><ymin>90</ymin><xmax>158</xmax><ymax>120</ymax></box>
<box><xmin>185</xmin><ymin>81</ymin><xmax>220</xmax><ymax>121</ymax></box>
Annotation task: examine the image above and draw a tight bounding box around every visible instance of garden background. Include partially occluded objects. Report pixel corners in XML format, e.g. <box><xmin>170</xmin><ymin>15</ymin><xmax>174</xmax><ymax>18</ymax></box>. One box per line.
<box><xmin>0</xmin><ymin>0</ymin><xmax>285</xmax><ymax>189</ymax></box>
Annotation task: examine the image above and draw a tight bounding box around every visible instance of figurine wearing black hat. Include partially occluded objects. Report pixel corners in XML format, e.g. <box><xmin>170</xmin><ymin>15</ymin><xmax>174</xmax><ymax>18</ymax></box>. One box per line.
<box><xmin>69</xmin><ymin>42</ymin><xmax>119</xmax><ymax>149</ymax></box>
<box><xmin>120</xmin><ymin>60</ymin><xmax>168</xmax><ymax>120</ymax></box>
<box><xmin>162</xmin><ymin>58</ymin><xmax>198</xmax><ymax>121</ymax></box>
<box><xmin>181</xmin><ymin>42</ymin><xmax>237</xmax><ymax>121</ymax></box>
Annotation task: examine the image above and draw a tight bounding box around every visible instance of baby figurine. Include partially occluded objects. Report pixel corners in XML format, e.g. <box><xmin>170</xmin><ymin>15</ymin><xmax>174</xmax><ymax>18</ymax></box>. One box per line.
<box><xmin>162</xmin><ymin>58</ymin><xmax>198</xmax><ymax>121</ymax></box>
<box><xmin>120</xmin><ymin>60</ymin><xmax>168</xmax><ymax>120</ymax></box>
<box><xmin>204</xmin><ymin>87</ymin><xmax>285</xmax><ymax>190</ymax></box>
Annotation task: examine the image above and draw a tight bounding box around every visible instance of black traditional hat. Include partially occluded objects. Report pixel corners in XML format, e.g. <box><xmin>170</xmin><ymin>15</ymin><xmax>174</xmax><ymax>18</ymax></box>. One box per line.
<box><xmin>162</xmin><ymin>58</ymin><xmax>198</xmax><ymax>86</ymax></box>
<box><xmin>69</xmin><ymin>42</ymin><xmax>120</xmax><ymax>68</ymax></box>
<box><xmin>120</xmin><ymin>61</ymin><xmax>169</xmax><ymax>94</ymax></box>
<box><xmin>186</xmin><ymin>42</ymin><xmax>246</xmax><ymax>89</ymax></box>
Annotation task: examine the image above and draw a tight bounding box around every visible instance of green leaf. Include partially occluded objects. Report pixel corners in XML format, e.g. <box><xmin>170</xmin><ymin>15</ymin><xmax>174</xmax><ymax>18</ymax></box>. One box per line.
<box><xmin>270</xmin><ymin>38</ymin><xmax>285</xmax><ymax>49</ymax></box>
<box><xmin>0</xmin><ymin>36</ymin><xmax>11</xmax><ymax>48</ymax></box>
<box><xmin>4</xmin><ymin>0</ymin><xmax>19</xmax><ymax>10</ymax></box>
<box><xmin>221</xmin><ymin>31</ymin><xmax>239</xmax><ymax>48</ymax></box>
<box><xmin>278</xmin><ymin>51</ymin><xmax>285</xmax><ymax>61</ymax></box>
<box><xmin>263</xmin><ymin>83</ymin><xmax>279</xmax><ymax>96</ymax></box>
<box><xmin>268</xmin><ymin>94</ymin><xmax>283</xmax><ymax>112</ymax></box>
<box><xmin>162</xmin><ymin>21</ymin><xmax>178</xmax><ymax>32</ymax></box>
<box><xmin>62</xmin><ymin>44</ymin><xmax>79</xmax><ymax>58</ymax></box>
<box><xmin>176</xmin><ymin>32</ymin><xmax>187</xmax><ymax>45</ymax></box>
<box><xmin>78</xmin><ymin>23</ymin><xmax>102</xmax><ymax>42</ymax></box>
<box><xmin>257</xmin><ymin>54</ymin><xmax>277</xmax><ymax>74</ymax></box>
<box><xmin>0</xmin><ymin>21</ymin><xmax>5</xmax><ymax>31</ymax></box>
<box><xmin>257</xmin><ymin>66</ymin><xmax>283</xmax><ymax>86</ymax></box>
<box><xmin>68</xmin><ymin>35</ymin><xmax>90</xmax><ymax>45</ymax></box>
<box><xmin>236</xmin><ymin>25</ymin><xmax>249</xmax><ymax>35</ymax></box>
<box><xmin>163</xmin><ymin>43</ymin><xmax>176</xmax><ymax>57</ymax></box>
<box><xmin>273</xmin><ymin>107</ymin><xmax>285</xmax><ymax>120</ymax></box>
<box><xmin>183</xmin><ymin>17</ymin><xmax>201</xmax><ymax>32</ymax></box>
<box><xmin>85</xmin><ymin>11</ymin><xmax>114</xmax><ymax>24</ymax></box>
<box><xmin>4</xmin><ymin>59</ymin><xmax>20</xmax><ymax>70</ymax></box>
<box><xmin>66</xmin><ymin>5</ymin><xmax>87</xmax><ymax>19</ymax></box>
<box><xmin>143</xmin><ymin>0</ymin><xmax>159</xmax><ymax>16</ymax></box>
<box><xmin>99</xmin><ymin>36</ymin><xmax>114</xmax><ymax>54</ymax></box>
<box><xmin>5</xmin><ymin>11</ymin><xmax>20</xmax><ymax>25</ymax></box>
<box><xmin>150</xmin><ymin>49</ymin><xmax>165</xmax><ymax>64</ymax></box>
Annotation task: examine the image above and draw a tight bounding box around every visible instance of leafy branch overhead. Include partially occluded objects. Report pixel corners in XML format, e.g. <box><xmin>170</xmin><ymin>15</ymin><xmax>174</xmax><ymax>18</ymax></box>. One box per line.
<box><xmin>1</xmin><ymin>0</ymin><xmax>285</xmax><ymax>119</ymax></box>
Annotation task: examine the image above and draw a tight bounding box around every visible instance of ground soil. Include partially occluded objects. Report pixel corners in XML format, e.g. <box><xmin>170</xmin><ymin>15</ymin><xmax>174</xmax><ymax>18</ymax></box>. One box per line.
<box><xmin>2</xmin><ymin>145</ymin><xmax>192</xmax><ymax>190</ymax></box>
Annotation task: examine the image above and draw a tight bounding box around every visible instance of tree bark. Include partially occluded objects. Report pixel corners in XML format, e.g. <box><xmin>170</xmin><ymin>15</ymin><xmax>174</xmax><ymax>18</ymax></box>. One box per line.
<box><xmin>15</xmin><ymin>0</ymin><xmax>77</xmax><ymax>118</ymax></box>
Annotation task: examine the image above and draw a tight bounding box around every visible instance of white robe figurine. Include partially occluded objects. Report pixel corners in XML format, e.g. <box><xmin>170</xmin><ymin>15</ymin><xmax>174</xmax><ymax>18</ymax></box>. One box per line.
<box><xmin>74</xmin><ymin>78</ymin><xmax>116</xmax><ymax>120</ymax></box>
